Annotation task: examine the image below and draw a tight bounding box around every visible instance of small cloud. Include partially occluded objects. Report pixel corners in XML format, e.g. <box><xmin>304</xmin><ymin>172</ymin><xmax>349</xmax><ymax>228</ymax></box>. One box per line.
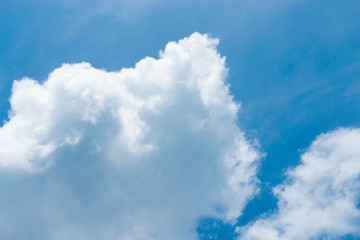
<box><xmin>239</xmin><ymin>127</ymin><xmax>360</xmax><ymax>240</ymax></box>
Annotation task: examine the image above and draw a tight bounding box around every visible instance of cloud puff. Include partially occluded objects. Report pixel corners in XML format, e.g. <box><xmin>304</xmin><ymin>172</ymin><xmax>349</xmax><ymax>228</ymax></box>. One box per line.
<box><xmin>239</xmin><ymin>128</ymin><xmax>360</xmax><ymax>240</ymax></box>
<box><xmin>0</xmin><ymin>33</ymin><xmax>261</xmax><ymax>239</ymax></box>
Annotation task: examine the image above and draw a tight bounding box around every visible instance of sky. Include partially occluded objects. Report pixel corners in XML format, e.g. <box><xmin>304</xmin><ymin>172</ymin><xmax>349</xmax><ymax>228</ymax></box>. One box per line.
<box><xmin>0</xmin><ymin>0</ymin><xmax>360</xmax><ymax>239</ymax></box>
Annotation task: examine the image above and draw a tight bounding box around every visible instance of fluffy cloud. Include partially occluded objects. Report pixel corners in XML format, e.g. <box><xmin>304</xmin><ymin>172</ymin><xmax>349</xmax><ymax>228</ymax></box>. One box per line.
<box><xmin>0</xmin><ymin>33</ymin><xmax>261</xmax><ymax>239</ymax></box>
<box><xmin>239</xmin><ymin>128</ymin><xmax>360</xmax><ymax>240</ymax></box>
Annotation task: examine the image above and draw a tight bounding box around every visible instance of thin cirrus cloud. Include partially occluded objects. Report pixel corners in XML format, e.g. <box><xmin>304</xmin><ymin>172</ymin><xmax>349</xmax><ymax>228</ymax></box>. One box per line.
<box><xmin>239</xmin><ymin>128</ymin><xmax>360</xmax><ymax>240</ymax></box>
<box><xmin>0</xmin><ymin>33</ymin><xmax>261</xmax><ymax>239</ymax></box>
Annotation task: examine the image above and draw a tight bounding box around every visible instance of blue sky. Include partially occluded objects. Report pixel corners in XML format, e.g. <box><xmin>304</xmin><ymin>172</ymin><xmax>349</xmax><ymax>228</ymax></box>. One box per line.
<box><xmin>1</xmin><ymin>0</ymin><xmax>360</xmax><ymax>239</ymax></box>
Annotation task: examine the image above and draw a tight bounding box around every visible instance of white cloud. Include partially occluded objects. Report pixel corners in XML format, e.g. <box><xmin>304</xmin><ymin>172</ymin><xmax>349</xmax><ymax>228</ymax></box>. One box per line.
<box><xmin>0</xmin><ymin>33</ymin><xmax>261</xmax><ymax>239</ymax></box>
<box><xmin>239</xmin><ymin>128</ymin><xmax>360</xmax><ymax>240</ymax></box>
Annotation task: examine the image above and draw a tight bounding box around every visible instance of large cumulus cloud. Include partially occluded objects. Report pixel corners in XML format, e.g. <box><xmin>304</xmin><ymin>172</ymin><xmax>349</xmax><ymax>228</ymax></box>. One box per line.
<box><xmin>0</xmin><ymin>33</ymin><xmax>261</xmax><ymax>239</ymax></box>
<box><xmin>239</xmin><ymin>128</ymin><xmax>360</xmax><ymax>240</ymax></box>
